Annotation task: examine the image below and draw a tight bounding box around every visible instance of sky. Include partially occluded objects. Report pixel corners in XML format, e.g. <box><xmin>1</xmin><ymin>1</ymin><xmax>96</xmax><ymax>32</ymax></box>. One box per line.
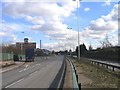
<box><xmin>1</xmin><ymin>0</ymin><xmax>120</xmax><ymax>51</ymax></box>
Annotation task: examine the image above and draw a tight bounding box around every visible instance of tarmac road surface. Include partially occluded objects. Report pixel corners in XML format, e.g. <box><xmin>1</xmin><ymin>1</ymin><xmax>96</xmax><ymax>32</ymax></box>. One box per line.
<box><xmin>2</xmin><ymin>55</ymin><xmax>64</xmax><ymax>88</ymax></box>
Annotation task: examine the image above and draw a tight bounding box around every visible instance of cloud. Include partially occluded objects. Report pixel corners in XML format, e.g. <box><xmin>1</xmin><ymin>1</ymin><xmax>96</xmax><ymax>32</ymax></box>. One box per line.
<box><xmin>3</xmin><ymin>1</ymin><xmax>78</xmax><ymax>18</ymax></box>
<box><xmin>2</xmin><ymin>1</ymin><xmax>80</xmax><ymax>50</ymax></box>
<box><xmin>102</xmin><ymin>0</ymin><xmax>111</xmax><ymax>6</ymax></box>
<box><xmin>2</xmin><ymin>1</ymin><xmax>118</xmax><ymax>50</ymax></box>
<box><xmin>74</xmin><ymin>4</ymin><xmax>119</xmax><ymax>50</ymax></box>
<box><xmin>84</xmin><ymin>7</ymin><xmax>90</xmax><ymax>12</ymax></box>
<box><xmin>81</xmin><ymin>4</ymin><xmax>118</xmax><ymax>47</ymax></box>
<box><xmin>102</xmin><ymin>4</ymin><xmax>118</xmax><ymax>21</ymax></box>
<box><xmin>0</xmin><ymin>20</ymin><xmax>31</xmax><ymax>44</ymax></box>
<box><xmin>0</xmin><ymin>21</ymin><xmax>18</xmax><ymax>44</ymax></box>
<box><xmin>26</xmin><ymin>16</ymin><xmax>45</xmax><ymax>25</ymax></box>
<box><xmin>89</xmin><ymin>19</ymin><xmax>117</xmax><ymax>31</ymax></box>
<box><xmin>2</xmin><ymin>1</ymin><xmax>78</xmax><ymax>38</ymax></box>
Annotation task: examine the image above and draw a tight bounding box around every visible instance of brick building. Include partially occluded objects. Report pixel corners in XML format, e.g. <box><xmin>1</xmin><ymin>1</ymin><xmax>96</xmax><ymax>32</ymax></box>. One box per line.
<box><xmin>16</xmin><ymin>38</ymin><xmax>36</xmax><ymax>53</ymax></box>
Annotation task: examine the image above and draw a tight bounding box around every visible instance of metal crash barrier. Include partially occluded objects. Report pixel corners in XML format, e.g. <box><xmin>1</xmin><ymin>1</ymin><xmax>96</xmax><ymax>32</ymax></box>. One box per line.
<box><xmin>67</xmin><ymin>58</ymin><xmax>81</xmax><ymax>90</ymax></box>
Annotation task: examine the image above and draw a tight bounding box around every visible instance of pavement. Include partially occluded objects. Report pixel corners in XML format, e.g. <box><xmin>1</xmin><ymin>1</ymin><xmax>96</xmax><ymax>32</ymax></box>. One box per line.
<box><xmin>63</xmin><ymin>59</ymin><xmax>73</xmax><ymax>88</ymax></box>
<box><xmin>0</xmin><ymin>60</ymin><xmax>15</xmax><ymax>67</ymax></box>
<box><xmin>0</xmin><ymin>61</ymin><xmax>25</xmax><ymax>73</ymax></box>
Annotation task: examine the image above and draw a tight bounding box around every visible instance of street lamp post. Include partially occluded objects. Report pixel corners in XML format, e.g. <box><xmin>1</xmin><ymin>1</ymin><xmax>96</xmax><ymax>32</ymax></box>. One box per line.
<box><xmin>74</xmin><ymin>0</ymin><xmax>81</xmax><ymax>60</ymax></box>
<box><xmin>77</xmin><ymin>0</ymin><xmax>80</xmax><ymax>60</ymax></box>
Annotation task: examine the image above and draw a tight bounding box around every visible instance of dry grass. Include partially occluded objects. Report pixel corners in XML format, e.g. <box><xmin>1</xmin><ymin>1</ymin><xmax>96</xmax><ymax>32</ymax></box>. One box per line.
<box><xmin>73</xmin><ymin>58</ymin><xmax>120</xmax><ymax>88</ymax></box>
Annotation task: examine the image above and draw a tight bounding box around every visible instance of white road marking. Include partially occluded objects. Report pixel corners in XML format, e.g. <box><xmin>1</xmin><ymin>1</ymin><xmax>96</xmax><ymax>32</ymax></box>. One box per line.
<box><xmin>19</xmin><ymin>70</ymin><xmax>24</xmax><ymax>72</ymax></box>
<box><xmin>29</xmin><ymin>71</ymin><xmax>38</xmax><ymax>76</ymax></box>
<box><xmin>5</xmin><ymin>78</ymin><xmax>24</xmax><ymax>88</ymax></box>
<box><xmin>5</xmin><ymin>64</ymin><xmax>41</xmax><ymax>88</ymax></box>
<box><xmin>24</xmin><ymin>65</ymin><xmax>29</xmax><ymax>70</ymax></box>
<box><xmin>19</xmin><ymin>64</ymin><xmax>41</xmax><ymax>73</ymax></box>
<box><xmin>0</xmin><ymin>65</ymin><xmax>21</xmax><ymax>73</ymax></box>
<box><xmin>25</xmin><ymin>65</ymin><xmax>29</xmax><ymax>68</ymax></box>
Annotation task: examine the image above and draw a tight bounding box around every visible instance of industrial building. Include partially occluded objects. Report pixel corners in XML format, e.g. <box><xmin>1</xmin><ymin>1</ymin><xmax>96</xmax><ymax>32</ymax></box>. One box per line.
<box><xmin>16</xmin><ymin>38</ymin><xmax>36</xmax><ymax>53</ymax></box>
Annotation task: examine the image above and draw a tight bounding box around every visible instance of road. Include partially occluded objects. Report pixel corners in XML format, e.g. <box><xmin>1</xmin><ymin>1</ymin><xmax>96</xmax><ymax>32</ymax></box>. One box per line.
<box><xmin>2</xmin><ymin>55</ymin><xmax>64</xmax><ymax>88</ymax></box>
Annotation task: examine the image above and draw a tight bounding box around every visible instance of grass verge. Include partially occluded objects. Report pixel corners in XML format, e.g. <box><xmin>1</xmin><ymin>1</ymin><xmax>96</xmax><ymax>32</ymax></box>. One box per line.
<box><xmin>73</xmin><ymin>57</ymin><xmax>120</xmax><ymax>88</ymax></box>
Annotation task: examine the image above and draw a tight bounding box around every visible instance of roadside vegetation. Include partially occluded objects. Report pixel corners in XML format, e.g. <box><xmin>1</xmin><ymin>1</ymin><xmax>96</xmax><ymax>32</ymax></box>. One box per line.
<box><xmin>74</xmin><ymin>35</ymin><xmax>120</xmax><ymax>63</ymax></box>
<box><xmin>73</xmin><ymin>58</ymin><xmax>120</xmax><ymax>88</ymax></box>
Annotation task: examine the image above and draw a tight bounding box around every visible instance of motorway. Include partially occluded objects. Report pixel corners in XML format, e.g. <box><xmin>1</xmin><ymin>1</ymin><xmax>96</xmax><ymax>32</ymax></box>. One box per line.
<box><xmin>2</xmin><ymin>55</ymin><xmax>64</xmax><ymax>88</ymax></box>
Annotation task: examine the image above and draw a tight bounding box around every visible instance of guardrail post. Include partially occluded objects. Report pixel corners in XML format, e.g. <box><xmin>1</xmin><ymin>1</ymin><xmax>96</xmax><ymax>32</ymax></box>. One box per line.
<box><xmin>106</xmin><ymin>64</ymin><xmax>108</xmax><ymax>69</ymax></box>
<box><xmin>92</xmin><ymin>61</ymin><xmax>94</xmax><ymax>64</ymax></box>
<box><xmin>75</xmin><ymin>69</ymin><xmax>77</xmax><ymax>74</ymax></box>
<box><xmin>73</xmin><ymin>66</ymin><xmax>76</xmax><ymax>70</ymax></box>
<box><xmin>112</xmin><ymin>67</ymin><xmax>114</xmax><ymax>71</ymax></box>
<box><xmin>78</xmin><ymin>83</ymin><xmax>81</xmax><ymax>90</ymax></box>
<box><xmin>97</xmin><ymin>62</ymin><xmax>99</xmax><ymax>66</ymax></box>
<box><xmin>101</xmin><ymin>63</ymin><xmax>103</xmax><ymax>66</ymax></box>
<box><xmin>76</xmin><ymin>74</ymin><xmax>78</xmax><ymax>82</ymax></box>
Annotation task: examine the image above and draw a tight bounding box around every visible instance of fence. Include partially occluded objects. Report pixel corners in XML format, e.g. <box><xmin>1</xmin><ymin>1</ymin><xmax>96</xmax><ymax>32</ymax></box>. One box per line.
<box><xmin>0</xmin><ymin>53</ymin><xmax>25</xmax><ymax>61</ymax></box>
<box><xmin>89</xmin><ymin>59</ymin><xmax>120</xmax><ymax>71</ymax></box>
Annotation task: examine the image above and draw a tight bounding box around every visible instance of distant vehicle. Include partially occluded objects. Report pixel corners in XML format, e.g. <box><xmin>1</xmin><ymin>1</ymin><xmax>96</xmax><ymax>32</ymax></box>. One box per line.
<box><xmin>13</xmin><ymin>54</ymin><xmax>19</xmax><ymax>61</ymax></box>
<box><xmin>25</xmin><ymin>48</ymin><xmax>35</xmax><ymax>62</ymax></box>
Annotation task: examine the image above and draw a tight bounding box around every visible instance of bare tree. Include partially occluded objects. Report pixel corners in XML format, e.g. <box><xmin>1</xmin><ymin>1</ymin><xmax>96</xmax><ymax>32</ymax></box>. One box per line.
<box><xmin>100</xmin><ymin>34</ymin><xmax>112</xmax><ymax>48</ymax></box>
<box><xmin>89</xmin><ymin>44</ymin><xmax>93</xmax><ymax>51</ymax></box>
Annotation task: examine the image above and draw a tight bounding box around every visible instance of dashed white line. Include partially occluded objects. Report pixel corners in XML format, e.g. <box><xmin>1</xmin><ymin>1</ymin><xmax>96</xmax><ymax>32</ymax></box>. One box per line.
<box><xmin>25</xmin><ymin>65</ymin><xmax>29</xmax><ymax>68</ymax></box>
<box><xmin>5</xmin><ymin>78</ymin><xmax>24</xmax><ymax>88</ymax></box>
<box><xmin>29</xmin><ymin>71</ymin><xmax>38</xmax><ymax>76</ymax></box>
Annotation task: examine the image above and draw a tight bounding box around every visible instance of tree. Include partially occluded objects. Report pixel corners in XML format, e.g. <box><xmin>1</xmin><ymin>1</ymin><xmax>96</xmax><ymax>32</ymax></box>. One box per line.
<box><xmin>80</xmin><ymin>43</ymin><xmax>87</xmax><ymax>55</ymax></box>
<box><xmin>89</xmin><ymin>44</ymin><xmax>93</xmax><ymax>51</ymax></box>
<box><xmin>2</xmin><ymin>44</ymin><xmax>21</xmax><ymax>54</ymax></box>
<box><xmin>75</xmin><ymin>46</ymin><xmax>78</xmax><ymax>57</ymax></box>
<box><xmin>52</xmin><ymin>50</ymin><xmax>55</xmax><ymax>54</ymax></box>
<box><xmin>69</xmin><ymin>49</ymin><xmax>72</xmax><ymax>55</ymax></box>
<box><xmin>75</xmin><ymin>43</ymin><xmax>87</xmax><ymax>57</ymax></box>
<box><xmin>100</xmin><ymin>34</ymin><xmax>112</xmax><ymax>48</ymax></box>
<box><xmin>35</xmin><ymin>49</ymin><xmax>47</xmax><ymax>56</ymax></box>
